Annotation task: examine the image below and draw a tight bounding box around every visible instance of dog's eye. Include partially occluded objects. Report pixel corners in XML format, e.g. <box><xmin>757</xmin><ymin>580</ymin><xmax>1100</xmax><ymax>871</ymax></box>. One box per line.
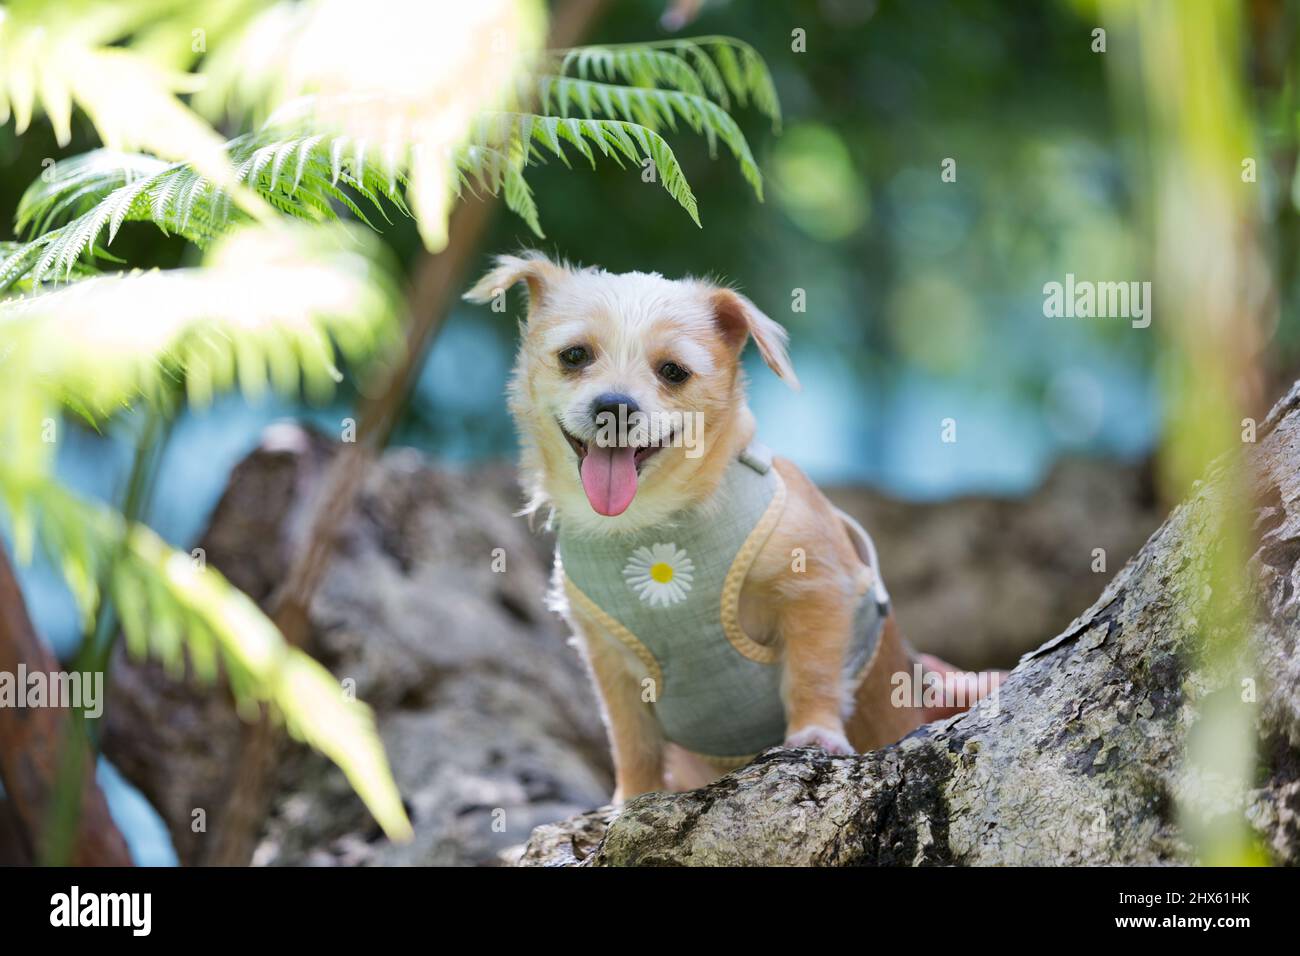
<box><xmin>658</xmin><ymin>361</ymin><xmax>691</xmax><ymax>385</ymax></box>
<box><xmin>558</xmin><ymin>346</ymin><xmax>591</xmax><ymax>369</ymax></box>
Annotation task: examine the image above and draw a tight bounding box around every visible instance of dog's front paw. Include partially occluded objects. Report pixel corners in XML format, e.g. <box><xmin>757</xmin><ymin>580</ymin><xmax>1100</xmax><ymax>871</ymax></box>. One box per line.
<box><xmin>784</xmin><ymin>724</ymin><xmax>855</xmax><ymax>755</ymax></box>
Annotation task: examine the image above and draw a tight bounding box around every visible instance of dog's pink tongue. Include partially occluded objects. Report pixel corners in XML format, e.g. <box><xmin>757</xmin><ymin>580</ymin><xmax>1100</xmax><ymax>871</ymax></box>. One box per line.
<box><xmin>580</xmin><ymin>444</ymin><xmax>638</xmax><ymax>516</ymax></box>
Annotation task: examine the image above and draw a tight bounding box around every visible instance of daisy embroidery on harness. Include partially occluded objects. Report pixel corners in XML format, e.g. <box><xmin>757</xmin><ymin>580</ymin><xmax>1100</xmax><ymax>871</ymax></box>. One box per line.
<box><xmin>623</xmin><ymin>543</ymin><xmax>694</xmax><ymax>608</ymax></box>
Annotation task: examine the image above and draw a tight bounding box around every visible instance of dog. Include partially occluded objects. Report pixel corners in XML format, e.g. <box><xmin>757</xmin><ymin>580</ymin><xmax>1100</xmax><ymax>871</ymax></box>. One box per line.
<box><xmin>466</xmin><ymin>252</ymin><xmax>964</xmax><ymax>801</ymax></box>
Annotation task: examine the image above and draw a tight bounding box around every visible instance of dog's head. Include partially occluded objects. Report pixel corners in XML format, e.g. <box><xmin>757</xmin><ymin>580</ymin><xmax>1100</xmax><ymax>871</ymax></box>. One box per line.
<box><xmin>465</xmin><ymin>252</ymin><xmax>798</xmax><ymax>532</ymax></box>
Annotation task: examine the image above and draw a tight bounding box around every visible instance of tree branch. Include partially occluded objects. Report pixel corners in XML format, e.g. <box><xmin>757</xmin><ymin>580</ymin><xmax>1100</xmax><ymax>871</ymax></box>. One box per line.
<box><xmin>0</xmin><ymin>547</ymin><xmax>132</xmax><ymax>866</ymax></box>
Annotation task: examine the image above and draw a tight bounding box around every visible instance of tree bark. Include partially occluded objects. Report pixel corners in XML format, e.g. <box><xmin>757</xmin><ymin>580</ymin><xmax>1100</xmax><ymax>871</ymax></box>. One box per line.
<box><xmin>102</xmin><ymin>427</ymin><xmax>613</xmax><ymax>866</ymax></box>
<box><xmin>101</xmin><ymin>429</ymin><xmax>1158</xmax><ymax>865</ymax></box>
<box><xmin>0</xmin><ymin>548</ymin><xmax>132</xmax><ymax>866</ymax></box>
<box><xmin>518</xmin><ymin>382</ymin><xmax>1300</xmax><ymax>866</ymax></box>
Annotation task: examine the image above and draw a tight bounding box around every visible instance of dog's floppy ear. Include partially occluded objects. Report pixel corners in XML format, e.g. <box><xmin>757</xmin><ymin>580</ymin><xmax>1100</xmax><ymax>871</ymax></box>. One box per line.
<box><xmin>710</xmin><ymin>287</ymin><xmax>801</xmax><ymax>390</ymax></box>
<box><xmin>463</xmin><ymin>252</ymin><xmax>564</xmax><ymax>311</ymax></box>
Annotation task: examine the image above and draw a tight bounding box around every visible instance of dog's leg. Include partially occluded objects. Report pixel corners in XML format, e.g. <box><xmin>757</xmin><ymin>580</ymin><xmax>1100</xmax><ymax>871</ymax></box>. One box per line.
<box><xmin>567</xmin><ymin>601</ymin><xmax>666</xmax><ymax>802</ymax></box>
<box><xmin>778</xmin><ymin>594</ymin><xmax>856</xmax><ymax>754</ymax></box>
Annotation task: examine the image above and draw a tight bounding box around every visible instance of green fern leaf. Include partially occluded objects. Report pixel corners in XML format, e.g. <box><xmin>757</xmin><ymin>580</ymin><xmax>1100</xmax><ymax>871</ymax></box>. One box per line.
<box><xmin>474</xmin><ymin>112</ymin><xmax>701</xmax><ymax>226</ymax></box>
<box><xmin>503</xmin><ymin>150</ymin><xmax>543</xmax><ymax>237</ymax></box>
<box><xmin>535</xmin><ymin>76</ymin><xmax>762</xmax><ymax>199</ymax></box>
<box><xmin>554</xmin><ymin>38</ymin><xmax>781</xmax><ymax>130</ymax></box>
<box><xmin>7</xmin><ymin>38</ymin><xmax>778</xmax><ymax>275</ymax></box>
<box><xmin>3</xmin><ymin>130</ymin><xmax>413</xmax><ymax>290</ymax></box>
<box><xmin>556</xmin><ymin>45</ymin><xmax>708</xmax><ymax>98</ymax></box>
<box><xmin>1</xmin><ymin>477</ymin><xmax>412</xmax><ymax>843</ymax></box>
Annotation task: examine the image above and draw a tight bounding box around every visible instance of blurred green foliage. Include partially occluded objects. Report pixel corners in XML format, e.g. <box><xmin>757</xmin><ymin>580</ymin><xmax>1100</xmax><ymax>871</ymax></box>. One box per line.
<box><xmin>8</xmin><ymin>0</ymin><xmax>1300</xmax><ymax>494</ymax></box>
<box><xmin>422</xmin><ymin>0</ymin><xmax>1174</xmax><ymax>493</ymax></box>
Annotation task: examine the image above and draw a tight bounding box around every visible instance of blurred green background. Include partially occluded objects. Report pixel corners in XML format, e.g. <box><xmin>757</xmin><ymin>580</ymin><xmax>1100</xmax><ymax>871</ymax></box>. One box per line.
<box><xmin>428</xmin><ymin>0</ymin><xmax>1165</xmax><ymax>493</ymax></box>
<box><xmin>0</xmin><ymin>0</ymin><xmax>1247</xmax><ymax>647</ymax></box>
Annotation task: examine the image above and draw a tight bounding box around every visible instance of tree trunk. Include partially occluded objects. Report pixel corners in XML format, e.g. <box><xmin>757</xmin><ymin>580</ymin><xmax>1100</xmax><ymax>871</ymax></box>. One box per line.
<box><xmin>518</xmin><ymin>381</ymin><xmax>1300</xmax><ymax>866</ymax></box>
<box><xmin>0</xmin><ymin>548</ymin><xmax>132</xmax><ymax>866</ymax></box>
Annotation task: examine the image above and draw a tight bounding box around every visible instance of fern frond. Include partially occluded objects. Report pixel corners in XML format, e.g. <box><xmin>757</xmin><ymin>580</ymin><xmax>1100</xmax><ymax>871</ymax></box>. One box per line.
<box><xmin>464</xmin><ymin>36</ymin><xmax>780</xmax><ymax>231</ymax></box>
<box><xmin>0</xmin><ymin>223</ymin><xmax>400</xmax><ymax>483</ymax></box>
<box><xmin>0</xmin><ymin>5</ymin><xmax>265</xmax><ymax>215</ymax></box>
<box><xmin>14</xmin><ymin>151</ymin><xmax>167</xmax><ymax>238</ymax></box>
<box><xmin>551</xmin><ymin>37</ymin><xmax>781</xmax><ymax>130</ymax></box>
<box><xmin>554</xmin><ymin>45</ymin><xmax>709</xmax><ymax>98</ymax></box>
<box><xmin>535</xmin><ymin>75</ymin><xmax>762</xmax><ymax>199</ymax></box>
<box><xmin>9</xmin><ymin>97</ymin><xmax>723</xmax><ymax>281</ymax></box>
<box><xmin>0</xmin><ymin>239</ymin><xmax>104</xmax><ymax>293</ymax></box>
<box><xmin>193</xmin><ymin>0</ymin><xmax>546</xmax><ymax>249</ymax></box>
<box><xmin>0</xmin><ymin>475</ymin><xmax>411</xmax><ymax>843</ymax></box>
<box><xmin>0</xmin><ymin>218</ymin><xmax>408</xmax><ymax>839</ymax></box>
<box><xmin>503</xmin><ymin>149</ymin><xmax>543</xmax><ymax>238</ymax></box>
<box><xmin>8</xmin><ymin>31</ymin><xmax>778</xmax><ymax>260</ymax></box>
<box><xmin>469</xmin><ymin>112</ymin><xmax>701</xmax><ymax>226</ymax></box>
<box><xmin>4</xmin><ymin>134</ymin><xmax>411</xmax><ymax>289</ymax></box>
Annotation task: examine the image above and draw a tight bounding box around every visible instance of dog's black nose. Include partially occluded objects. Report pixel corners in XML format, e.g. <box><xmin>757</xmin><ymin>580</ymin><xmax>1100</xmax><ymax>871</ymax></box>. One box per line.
<box><xmin>590</xmin><ymin>392</ymin><xmax>640</xmax><ymax>424</ymax></box>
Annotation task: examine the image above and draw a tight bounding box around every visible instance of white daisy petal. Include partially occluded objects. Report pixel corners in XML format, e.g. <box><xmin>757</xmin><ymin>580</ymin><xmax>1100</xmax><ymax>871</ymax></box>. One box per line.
<box><xmin>622</xmin><ymin>542</ymin><xmax>694</xmax><ymax>608</ymax></box>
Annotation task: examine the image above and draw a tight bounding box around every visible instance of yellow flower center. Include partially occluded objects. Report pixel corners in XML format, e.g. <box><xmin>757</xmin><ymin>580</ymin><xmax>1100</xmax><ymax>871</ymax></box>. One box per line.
<box><xmin>649</xmin><ymin>562</ymin><xmax>674</xmax><ymax>584</ymax></box>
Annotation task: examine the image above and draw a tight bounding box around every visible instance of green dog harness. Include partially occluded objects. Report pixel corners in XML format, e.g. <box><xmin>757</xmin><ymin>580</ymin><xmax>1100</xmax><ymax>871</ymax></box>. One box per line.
<box><xmin>557</xmin><ymin>443</ymin><xmax>890</xmax><ymax>760</ymax></box>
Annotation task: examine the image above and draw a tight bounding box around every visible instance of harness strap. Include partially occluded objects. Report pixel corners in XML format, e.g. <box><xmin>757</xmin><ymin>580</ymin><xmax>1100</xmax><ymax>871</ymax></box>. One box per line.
<box><xmin>834</xmin><ymin>507</ymin><xmax>891</xmax><ymax>612</ymax></box>
<box><xmin>738</xmin><ymin>442</ymin><xmax>773</xmax><ymax>475</ymax></box>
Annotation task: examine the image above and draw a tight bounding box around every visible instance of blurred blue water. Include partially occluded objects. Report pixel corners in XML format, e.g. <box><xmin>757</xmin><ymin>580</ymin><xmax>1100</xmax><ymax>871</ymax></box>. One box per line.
<box><xmin>414</xmin><ymin>310</ymin><xmax>1158</xmax><ymax>494</ymax></box>
<box><xmin>98</xmin><ymin>758</ymin><xmax>175</xmax><ymax>866</ymax></box>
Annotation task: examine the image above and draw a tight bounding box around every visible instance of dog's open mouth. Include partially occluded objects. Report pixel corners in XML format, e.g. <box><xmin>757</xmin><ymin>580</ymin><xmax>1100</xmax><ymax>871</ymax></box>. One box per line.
<box><xmin>559</xmin><ymin>421</ymin><xmax>668</xmax><ymax>517</ymax></box>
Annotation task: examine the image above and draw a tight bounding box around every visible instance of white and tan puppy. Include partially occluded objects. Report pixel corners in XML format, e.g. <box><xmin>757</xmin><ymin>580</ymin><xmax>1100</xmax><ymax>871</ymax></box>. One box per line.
<box><xmin>466</xmin><ymin>252</ymin><xmax>953</xmax><ymax>801</ymax></box>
